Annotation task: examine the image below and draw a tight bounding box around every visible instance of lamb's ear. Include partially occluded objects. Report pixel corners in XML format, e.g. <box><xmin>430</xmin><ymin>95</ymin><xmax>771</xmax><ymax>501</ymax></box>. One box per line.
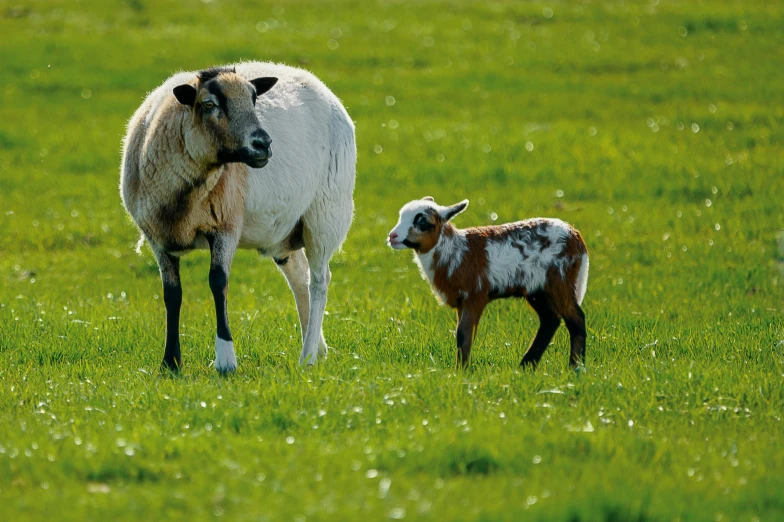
<box><xmin>422</xmin><ymin>196</ymin><xmax>434</xmax><ymax>202</ymax></box>
<box><xmin>250</xmin><ymin>77</ymin><xmax>278</xmax><ymax>96</ymax></box>
<box><xmin>173</xmin><ymin>84</ymin><xmax>197</xmax><ymax>107</ymax></box>
<box><xmin>440</xmin><ymin>200</ymin><xmax>469</xmax><ymax>222</ymax></box>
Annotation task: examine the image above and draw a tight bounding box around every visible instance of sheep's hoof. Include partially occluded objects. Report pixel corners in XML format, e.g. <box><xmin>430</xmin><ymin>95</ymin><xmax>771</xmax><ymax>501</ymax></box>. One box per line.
<box><xmin>318</xmin><ymin>341</ymin><xmax>329</xmax><ymax>358</ymax></box>
<box><xmin>214</xmin><ymin>360</ymin><xmax>238</xmax><ymax>375</ymax></box>
<box><xmin>299</xmin><ymin>351</ymin><xmax>319</xmax><ymax>366</ymax></box>
<box><xmin>214</xmin><ymin>338</ymin><xmax>238</xmax><ymax>374</ymax></box>
<box><xmin>160</xmin><ymin>356</ymin><xmax>182</xmax><ymax>375</ymax></box>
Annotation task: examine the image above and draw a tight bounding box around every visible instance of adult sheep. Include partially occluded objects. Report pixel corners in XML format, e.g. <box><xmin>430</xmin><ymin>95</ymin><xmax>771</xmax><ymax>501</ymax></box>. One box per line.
<box><xmin>120</xmin><ymin>62</ymin><xmax>356</xmax><ymax>373</ymax></box>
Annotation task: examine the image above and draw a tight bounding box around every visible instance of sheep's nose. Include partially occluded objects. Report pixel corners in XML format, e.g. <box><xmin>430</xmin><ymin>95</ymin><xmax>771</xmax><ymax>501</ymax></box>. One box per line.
<box><xmin>388</xmin><ymin>232</ymin><xmax>398</xmax><ymax>240</ymax></box>
<box><xmin>251</xmin><ymin>141</ymin><xmax>271</xmax><ymax>160</ymax></box>
<box><xmin>250</xmin><ymin>130</ymin><xmax>272</xmax><ymax>154</ymax></box>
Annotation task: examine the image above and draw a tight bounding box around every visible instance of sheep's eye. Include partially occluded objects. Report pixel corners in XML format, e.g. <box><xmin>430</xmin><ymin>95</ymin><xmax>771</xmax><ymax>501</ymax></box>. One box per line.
<box><xmin>202</xmin><ymin>101</ymin><xmax>216</xmax><ymax>110</ymax></box>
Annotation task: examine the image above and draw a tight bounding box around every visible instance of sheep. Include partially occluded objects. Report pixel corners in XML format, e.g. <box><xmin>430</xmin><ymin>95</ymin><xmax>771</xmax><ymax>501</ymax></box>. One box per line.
<box><xmin>388</xmin><ymin>197</ymin><xmax>589</xmax><ymax>369</ymax></box>
<box><xmin>120</xmin><ymin>62</ymin><xmax>355</xmax><ymax>373</ymax></box>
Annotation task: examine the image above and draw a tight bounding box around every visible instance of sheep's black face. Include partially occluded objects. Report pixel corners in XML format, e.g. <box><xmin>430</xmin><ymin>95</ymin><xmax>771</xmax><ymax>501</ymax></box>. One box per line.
<box><xmin>173</xmin><ymin>69</ymin><xmax>278</xmax><ymax>169</ymax></box>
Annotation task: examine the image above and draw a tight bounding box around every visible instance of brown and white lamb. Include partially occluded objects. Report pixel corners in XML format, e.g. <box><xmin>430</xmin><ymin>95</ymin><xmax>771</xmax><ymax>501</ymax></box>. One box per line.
<box><xmin>388</xmin><ymin>197</ymin><xmax>589</xmax><ymax>369</ymax></box>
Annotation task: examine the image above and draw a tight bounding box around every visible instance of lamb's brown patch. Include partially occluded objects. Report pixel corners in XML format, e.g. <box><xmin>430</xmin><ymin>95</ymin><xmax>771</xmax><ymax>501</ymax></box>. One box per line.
<box><xmin>429</xmin><ymin>224</ymin><xmax>491</xmax><ymax>308</ymax></box>
<box><xmin>405</xmin><ymin>208</ymin><xmax>441</xmax><ymax>253</ymax></box>
<box><xmin>546</xmin><ymin>229</ymin><xmax>588</xmax><ymax>317</ymax></box>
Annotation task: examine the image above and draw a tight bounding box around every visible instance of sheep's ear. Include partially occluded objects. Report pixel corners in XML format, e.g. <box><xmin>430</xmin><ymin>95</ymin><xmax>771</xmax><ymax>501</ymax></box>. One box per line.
<box><xmin>440</xmin><ymin>200</ymin><xmax>469</xmax><ymax>222</ymax></box>
<box><xmin>422</xmin><ymin>196</ymin><xmax>434</xmax><ymax>202</ymax></box>
<box><xmin>173</xmin><ymin>84</ymin><xmax>197</xmax><ymax>107</ymax></box>
<box><xmin>251</xmin><ymin>77</ymin><xmax>278</xmax><ymax>96</ymax></box>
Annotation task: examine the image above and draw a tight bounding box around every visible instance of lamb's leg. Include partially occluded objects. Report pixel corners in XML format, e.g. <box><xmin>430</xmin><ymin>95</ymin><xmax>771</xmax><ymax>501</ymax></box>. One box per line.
<box><xmin>207</xmin><ymin>232</ymin><xmax>240</xmax><ymax>374</ymax></box>
<box><xmin>154</xmin><ymin>247</ymin><xmax>182</xmax><ymax>373</ymax></box>
<box><xmin>456</xmin><ymin>301</ymin><xmax>486</xmax><ymax>368</ymax></box>
<box><xmin>563</xmin><ymin>303</ymin><xmax>587</xmax><ymax>370</ymax></box>
<box><xmin>275</xmin><ymin>250</ymin><xmax>328</xmax><ymax>357</ymax></box>
<box><xmin>521</xmin><ymin>292</ymin><xmax>561</xmax><ymax>369</ymax></box>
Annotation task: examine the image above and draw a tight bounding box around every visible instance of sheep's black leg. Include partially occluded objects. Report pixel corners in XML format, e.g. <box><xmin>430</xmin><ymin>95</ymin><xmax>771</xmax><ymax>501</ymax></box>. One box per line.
<box><xmin>207</xmin><ymin>232</ymin><xmax>239</xmax><ymax>374</ymax></box>
<box><xmin>563</xmin><ymin>304</ymin><xmax>587</xmax><ymax>369</ymax></box>
<box><xmin>155</xmin><ymin>249</ymin><xmax>182</xmax><ymax>372</ymax></box>
<box><xmin>521</xmin><ymin>292</ymin><xmax>561</xmax><ymax>369</ymax></box>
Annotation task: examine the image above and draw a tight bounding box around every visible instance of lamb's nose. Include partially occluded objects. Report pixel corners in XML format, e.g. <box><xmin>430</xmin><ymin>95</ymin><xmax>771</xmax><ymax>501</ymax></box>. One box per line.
<box><xmin>388</xmin><ymin>232</ymin><xmax>398</xmax><ymax>240</ymax></box>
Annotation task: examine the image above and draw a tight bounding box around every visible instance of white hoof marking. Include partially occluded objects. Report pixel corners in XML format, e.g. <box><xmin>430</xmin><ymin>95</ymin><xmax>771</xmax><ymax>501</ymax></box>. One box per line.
<box><xmin>215</xmin><ymin>337</ymin><xmax>238</xmax><ymax>373</ymax></box>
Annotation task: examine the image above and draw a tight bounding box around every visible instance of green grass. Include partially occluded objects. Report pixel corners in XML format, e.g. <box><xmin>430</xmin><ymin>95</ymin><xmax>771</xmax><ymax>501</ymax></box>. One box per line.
<box><xmin>1</xmin><ymin>0</ymin><xmax>783</xmax><ymax>520</ymax></box>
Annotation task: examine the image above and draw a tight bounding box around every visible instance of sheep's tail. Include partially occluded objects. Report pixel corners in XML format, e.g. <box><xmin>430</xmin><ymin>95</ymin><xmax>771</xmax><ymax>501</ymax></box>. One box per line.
<box><xmin>134</xmin><ymin>234</ymin><xmax>146</xmax><ymax>255</ymax></box>
<box><xmin>575</xmin><ymin>253</ymin><xmax>589</xmax><ymax>306</ymax></box>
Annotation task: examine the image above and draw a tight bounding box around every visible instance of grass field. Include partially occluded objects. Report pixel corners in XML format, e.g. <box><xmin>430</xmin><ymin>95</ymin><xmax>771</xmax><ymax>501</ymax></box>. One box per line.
<box><xmin>1</xmin><ymin>0</ymin><xmax>783</xmax><ymax>520</ymax></box>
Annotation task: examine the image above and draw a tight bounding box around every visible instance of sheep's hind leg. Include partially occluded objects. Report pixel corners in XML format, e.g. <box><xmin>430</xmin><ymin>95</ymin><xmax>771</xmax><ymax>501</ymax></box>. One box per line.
<box><xmin>207</xmin><ymin>232</ymin><xmax>240</xmax><ymax>374</ymax></box>
<box><xmin>154</xmin><ymin>247</ymin><xmax>183</xmax><ymax>373</ymax></box>
<box><xmin>275</xmin><ymin>249</ymin><xmax>328</xmax><ymax>357</ymax></box>
<box><xmin>297</xmin><ymin>186</ymin><xmax>352</xmax><ymax>366</ymax></box>
<box><xmin>521</xmin><ymin>292</ymin><xmax>561</xmax><ymax>369</ymax></box>
<box><xmin>299</xmin><ymin>252</ymin><xmax>330</xmax><ymax>366</ymax></box>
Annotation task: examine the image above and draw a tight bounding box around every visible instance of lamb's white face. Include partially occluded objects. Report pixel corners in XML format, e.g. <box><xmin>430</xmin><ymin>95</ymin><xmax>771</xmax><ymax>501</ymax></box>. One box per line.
<box><xmin>388</xmin><ymin>199</ymin><xmax>441</xmax><ymax>250</ymax></box>
<box><xmin>387</xmin><ymin>197</ymin><xmax>469</xmax><ymax>252</ymax></box>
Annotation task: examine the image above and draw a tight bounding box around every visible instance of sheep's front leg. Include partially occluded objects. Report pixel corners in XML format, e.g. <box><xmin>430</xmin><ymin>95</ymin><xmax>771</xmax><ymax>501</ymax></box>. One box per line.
<box><xmin>154</xmin><ymin>247</ymin><xmax>182</xmax><ymax>372</ymax></box>
<box><xmin>456</xmin><ymin>300</ymin><xmax>487</xmax><ymax>368</ymax></box>
<box><xmin>207</xmin><ymin>232</ymin><xmax>240</xmax><ymax>374</ymax></box>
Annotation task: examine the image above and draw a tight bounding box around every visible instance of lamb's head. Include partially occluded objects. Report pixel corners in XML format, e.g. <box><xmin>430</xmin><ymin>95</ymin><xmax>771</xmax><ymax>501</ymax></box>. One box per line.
<box><xmin>173</xmin><ymin>67</ymin><xmax>278</xmax><ymax>169</ymax></box>
<box><xmin>388</xmin><ymin>197</ymin><xmax>468</xmax><ymax>253</ymax></box>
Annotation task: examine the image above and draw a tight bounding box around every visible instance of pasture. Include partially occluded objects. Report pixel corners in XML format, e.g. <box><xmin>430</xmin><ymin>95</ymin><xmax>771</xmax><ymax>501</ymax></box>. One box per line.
<box><xmin>1</xmin><ymin>0</ymin><xmax>783</xmax><ymax>520</ymax></box>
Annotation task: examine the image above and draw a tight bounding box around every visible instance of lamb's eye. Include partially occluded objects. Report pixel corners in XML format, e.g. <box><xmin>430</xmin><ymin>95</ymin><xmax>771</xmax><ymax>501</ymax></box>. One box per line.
<box><xmin>202</xmin><ymin>101</ymin><xmax>216</xmax><ymax>110</ymax></box>
<box><xmin>414</xmin><ymin>213</ymin><xmax>433</xmax><ymax>231</ymax></box>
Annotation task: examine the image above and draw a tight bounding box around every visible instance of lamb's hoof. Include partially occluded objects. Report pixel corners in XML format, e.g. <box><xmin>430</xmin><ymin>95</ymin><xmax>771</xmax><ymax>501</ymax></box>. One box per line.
<box><xmin>214</xmin><ymin>337</ymin><xmax>238</xmax><ymax>374</ymax></box>
<box><xmin>520</xmin><ymin>359</ymin><xmax>537</xmax><ymax>371</ymax></box>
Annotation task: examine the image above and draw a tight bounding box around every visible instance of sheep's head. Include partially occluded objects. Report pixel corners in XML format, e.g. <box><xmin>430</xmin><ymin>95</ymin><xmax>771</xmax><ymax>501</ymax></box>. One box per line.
<box><xmin>388</xmin><ymin>197</ymin><xmax>469</xmax><ymax>253</ymax></box>
<box><xmin>173</xmin><ymin>67</ymin><xmax>277</xmax><ymax>169</ymax></box>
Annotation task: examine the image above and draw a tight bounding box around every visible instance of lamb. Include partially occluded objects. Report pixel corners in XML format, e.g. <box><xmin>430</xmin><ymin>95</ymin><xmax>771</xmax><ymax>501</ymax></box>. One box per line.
<box><xmin>388</xmin><ymin>197</ymin><xmax>589</xmax><ymax>369</ymax></box>
<box><xmin>120</xmin><ymin>62</ymin><xmax>355</xmax><ymax>373</ymax></box>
